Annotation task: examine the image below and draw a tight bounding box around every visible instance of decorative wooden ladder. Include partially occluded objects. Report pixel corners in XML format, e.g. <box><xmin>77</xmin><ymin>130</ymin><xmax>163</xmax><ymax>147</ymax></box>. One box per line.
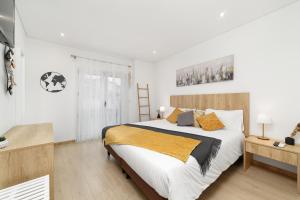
<box><xmin>137</xmin><ymin>83</ymin><xmax>151</xmax><ymax>122</ymax></box>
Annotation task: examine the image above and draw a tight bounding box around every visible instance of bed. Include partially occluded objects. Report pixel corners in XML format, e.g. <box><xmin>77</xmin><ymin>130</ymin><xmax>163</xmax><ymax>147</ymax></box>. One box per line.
<box><xmin>104</xmin><ymin>93</ymin><xmax>249</xmax><ymax>200</ymax></box>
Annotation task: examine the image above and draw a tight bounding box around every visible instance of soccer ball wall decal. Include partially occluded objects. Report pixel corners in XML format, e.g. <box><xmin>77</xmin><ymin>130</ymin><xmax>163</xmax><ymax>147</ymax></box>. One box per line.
<box><xmin>40</xmin><ymin>72</ymin><xmax>67</xmax><ymax>93</ymax></box>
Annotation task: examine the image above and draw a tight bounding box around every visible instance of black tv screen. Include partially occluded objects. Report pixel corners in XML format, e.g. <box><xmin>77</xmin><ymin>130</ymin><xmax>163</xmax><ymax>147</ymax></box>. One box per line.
<box><xmin>0</xmin><ymin>0</ymin><xmax>15</xmax><ymax>48</ymax></box>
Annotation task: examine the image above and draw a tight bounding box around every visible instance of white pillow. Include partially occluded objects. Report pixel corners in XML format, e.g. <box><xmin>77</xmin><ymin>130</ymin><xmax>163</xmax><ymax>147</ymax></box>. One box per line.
<box><xmin>180</xmin><ymin>108</ymin><xmax>195</xmax><ymax>112</ymax></box>
<box><xmin>205</xmin><ymin>109</ymin><xmax>244</xmax><ymax>132</ymax></box>
<box><xmin>163</xmin><ymin>107</ymin><xmax>175</xmax><ymax>118</ymax></box>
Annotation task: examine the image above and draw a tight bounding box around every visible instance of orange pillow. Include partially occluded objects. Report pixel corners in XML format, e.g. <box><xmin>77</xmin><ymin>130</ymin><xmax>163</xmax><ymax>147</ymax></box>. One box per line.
<box><xmin>196</xmin><ymin>112</ymin><xmax>225</xmax><ymax>131</ymax></box>
<box><xmin>166</xmin><ymin>108</ymin><xmax>183</xmax><ymax>123</ymax></box>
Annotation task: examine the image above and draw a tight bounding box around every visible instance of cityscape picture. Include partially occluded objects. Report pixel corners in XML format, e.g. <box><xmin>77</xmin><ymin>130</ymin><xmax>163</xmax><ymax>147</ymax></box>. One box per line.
<box><xmin>176</xmin><ymin>55</ymin><xmax>234</xmax><ymax>87</ymax></box>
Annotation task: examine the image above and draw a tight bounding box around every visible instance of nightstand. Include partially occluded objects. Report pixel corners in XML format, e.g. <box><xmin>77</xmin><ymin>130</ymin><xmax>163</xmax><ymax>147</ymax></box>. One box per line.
<box><xmin>244</xmin><ymin>136</ymin><xmax>300</xmax><ymax>193</ymax></box>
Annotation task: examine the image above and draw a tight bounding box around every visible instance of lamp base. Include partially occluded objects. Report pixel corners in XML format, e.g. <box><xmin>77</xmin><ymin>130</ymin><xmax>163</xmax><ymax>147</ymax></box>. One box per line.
<box><xmin>257</xmin><ymin>136</ymin><xmax>270</xmax><ymax>140</ymax></box>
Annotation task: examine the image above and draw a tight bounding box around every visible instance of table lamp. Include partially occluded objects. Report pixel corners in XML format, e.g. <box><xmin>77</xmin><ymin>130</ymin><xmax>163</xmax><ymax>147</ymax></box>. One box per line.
<box><xmin>257</xmin><ymin>114</ymin><xmax>272</xmax><ymax>140</ymax></box>
<box><xmin>160</xmin><ymin>106</ymin><xmax>166</xmax><ymax>118</ymax></box>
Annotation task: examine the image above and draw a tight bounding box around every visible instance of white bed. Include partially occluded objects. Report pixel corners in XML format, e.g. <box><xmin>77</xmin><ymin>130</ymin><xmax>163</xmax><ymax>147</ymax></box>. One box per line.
<box><xmin>111</xmin><ymin>119</ymin><xmax>244</xmax><ymax>200</ymax></box>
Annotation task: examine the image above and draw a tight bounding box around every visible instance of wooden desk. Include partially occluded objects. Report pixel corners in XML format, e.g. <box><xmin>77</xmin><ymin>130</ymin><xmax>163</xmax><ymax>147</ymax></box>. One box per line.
<box><xmin>244</xmin><ymin>136</ymin><xmax>300</xmax><ymax>193</ymax></box>
<box><xmin>0</xmin><ymin>123</ymin><xmax>54</xmax><ymax>200</ymax></box>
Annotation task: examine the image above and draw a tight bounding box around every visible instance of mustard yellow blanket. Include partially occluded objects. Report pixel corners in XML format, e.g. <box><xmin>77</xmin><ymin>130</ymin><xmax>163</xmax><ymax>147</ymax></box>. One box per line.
<box><xmin>104</xmin><ymin>125</ymin><xmax>201</xmax><ymax>162</ymax></box>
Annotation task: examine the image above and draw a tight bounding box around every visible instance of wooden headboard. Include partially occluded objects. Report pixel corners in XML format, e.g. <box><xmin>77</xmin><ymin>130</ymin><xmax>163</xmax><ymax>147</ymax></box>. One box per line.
<box><xmin>170</xmin><ymin>93</ymin><xmax>250</xmax><ymax>136</ymax></box>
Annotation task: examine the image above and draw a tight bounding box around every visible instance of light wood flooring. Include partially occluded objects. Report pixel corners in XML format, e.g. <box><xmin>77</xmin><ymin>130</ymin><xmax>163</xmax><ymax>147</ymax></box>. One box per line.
<box><xmin>54</xmin><ymin>140</ymin><xmax>299</xmax><ymax>200</ymax></box>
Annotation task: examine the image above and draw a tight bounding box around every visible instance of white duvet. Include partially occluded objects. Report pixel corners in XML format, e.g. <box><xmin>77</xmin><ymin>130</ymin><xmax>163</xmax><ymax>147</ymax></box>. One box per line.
<box><xmin>111</xmin><ymin>119</ymin><xmax>244</xmax><ymax>200</ymax></box>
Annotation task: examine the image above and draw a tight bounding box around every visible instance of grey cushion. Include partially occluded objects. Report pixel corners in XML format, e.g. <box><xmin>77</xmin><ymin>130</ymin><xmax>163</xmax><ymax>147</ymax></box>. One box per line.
<box><xmin>177</xmin><ymin>111</ymin><xmax>194</xmax><ymax>126</ymax></box>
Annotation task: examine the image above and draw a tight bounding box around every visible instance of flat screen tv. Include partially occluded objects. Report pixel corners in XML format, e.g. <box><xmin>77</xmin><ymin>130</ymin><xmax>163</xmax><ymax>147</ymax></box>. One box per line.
<box><xmin>0</xmin><ymin>0</ymin><xmax>15</xmax><ymax>48</ymax></box>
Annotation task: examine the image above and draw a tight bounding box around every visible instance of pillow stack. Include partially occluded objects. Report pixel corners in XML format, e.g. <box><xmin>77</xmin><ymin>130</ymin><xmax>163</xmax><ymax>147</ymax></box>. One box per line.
<box><xmin>164</xmin><ymin>107</ymin><xmax>243</xmax><ymax>132</ymax></box>
<box><xmin>205</xmin><ymin>109</ymin><xmax>244</xmax><ymax>131</ymax></box>
<box><xmin>196</xmin><ymin>112</ymin><xmax>224</xmax><ymax>131</ymax></box>
<box><xmin>166</xmin><ymin>108</ymin><xmax>205</xmax><ymax>128</ymax></box>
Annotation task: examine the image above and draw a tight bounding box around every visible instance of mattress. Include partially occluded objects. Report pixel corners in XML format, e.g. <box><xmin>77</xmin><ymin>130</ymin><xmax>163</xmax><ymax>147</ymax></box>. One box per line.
<box><xmin>111</xmin><ymin>119</ymin><xmax>244</xmax><ymax>200</ymax></box>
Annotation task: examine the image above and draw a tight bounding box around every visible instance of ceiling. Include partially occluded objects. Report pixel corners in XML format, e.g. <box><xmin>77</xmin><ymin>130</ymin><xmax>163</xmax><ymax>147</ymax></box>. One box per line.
<box><xmin>17</xmin><ymin>0</ymin><xmax>298</xmax><ymax>62</ymax></box>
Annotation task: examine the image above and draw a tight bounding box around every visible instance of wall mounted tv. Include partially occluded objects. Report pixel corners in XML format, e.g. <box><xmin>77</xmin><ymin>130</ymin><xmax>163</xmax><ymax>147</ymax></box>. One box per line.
<box><xmin>0</xmin><ymin>0</ymin><xmax>15</xmax><ymax>48</ymax></box>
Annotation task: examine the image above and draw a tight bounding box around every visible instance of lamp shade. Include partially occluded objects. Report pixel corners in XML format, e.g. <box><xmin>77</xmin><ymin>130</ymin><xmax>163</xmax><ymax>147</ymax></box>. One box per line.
<box><xmin>159</xmin><ymin>106</ymin><xmax>166</xmax><ymax>112</ymax></box>
<box><xmin>257</xmin><ymin>114</ymin><xmax>272</xmax><ymax>124</ymax></box>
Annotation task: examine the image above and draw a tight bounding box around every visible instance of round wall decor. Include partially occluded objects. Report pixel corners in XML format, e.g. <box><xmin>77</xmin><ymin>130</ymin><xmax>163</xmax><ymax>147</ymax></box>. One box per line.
<box><xmin>40</xmin><ymin>72</ymin><xmax>67</xmax><ymax>93</ymax></box>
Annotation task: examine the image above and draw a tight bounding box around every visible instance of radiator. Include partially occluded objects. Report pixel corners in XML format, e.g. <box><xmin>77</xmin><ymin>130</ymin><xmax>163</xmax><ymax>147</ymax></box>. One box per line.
<box><xmin>0</xmin><ymin>176</ymin><xmax>49</xmax><ymax>200</ymax></box>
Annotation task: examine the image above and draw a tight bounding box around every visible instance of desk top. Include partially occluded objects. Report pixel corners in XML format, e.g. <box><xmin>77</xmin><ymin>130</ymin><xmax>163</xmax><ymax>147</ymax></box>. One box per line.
<box><xmin>0</xmin><ymin>123</ymin><xmax>54</xmax><ymax>153</ymax></box>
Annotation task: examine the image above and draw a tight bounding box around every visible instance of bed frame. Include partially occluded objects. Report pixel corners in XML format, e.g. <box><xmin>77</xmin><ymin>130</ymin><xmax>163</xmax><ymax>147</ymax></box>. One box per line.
<box><xmin>104</xmin><ymin>92</ymin><xmax>250</xmax><ymax>200</ymax></box>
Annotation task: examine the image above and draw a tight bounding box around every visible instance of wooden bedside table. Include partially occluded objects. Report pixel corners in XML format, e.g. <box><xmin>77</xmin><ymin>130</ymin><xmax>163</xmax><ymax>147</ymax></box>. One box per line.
<box><xmin>244</xmin><ymin>136</ymin><xmax>300</xmax><ymax>193</ymax></box>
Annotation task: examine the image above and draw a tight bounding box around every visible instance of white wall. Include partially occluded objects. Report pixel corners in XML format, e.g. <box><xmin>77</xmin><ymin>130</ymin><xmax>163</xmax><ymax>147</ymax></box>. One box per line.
<box><xmin>154</xmin><ymin>2</ymin><xmax>300</xmax><ymax>172</ymax></box>
<box><xmin>24</xmin><ymin>38</ymin><xmax>155</xmax><ymax>142</ymax></box>
<box><xmin>0</xmin><ymin>11</ymin><xmax>26</xmax><ymax>135</ymax></box>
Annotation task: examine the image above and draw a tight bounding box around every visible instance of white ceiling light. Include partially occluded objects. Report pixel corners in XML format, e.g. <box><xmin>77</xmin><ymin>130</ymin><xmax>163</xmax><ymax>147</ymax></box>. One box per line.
<box><xmin>219</xmin><ymin>11</ymin><xmax>225</xmax><ymax>18</ymax></box>
<box><xmin>60</xmin><ymin>32</ymin><xmax>65</xmax><ymax>37</ymax></box>
<box><xmin>152</xmin><ymin>50</ymin><xmax>157</xmax><ymax>55</ymax></box>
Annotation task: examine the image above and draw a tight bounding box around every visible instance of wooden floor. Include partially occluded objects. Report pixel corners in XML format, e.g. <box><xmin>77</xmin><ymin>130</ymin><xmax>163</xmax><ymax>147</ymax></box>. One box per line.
<box><xmin>54</xmin><ymin>140</ymin><xmax>299</xmax><ymax>200</ymax></box>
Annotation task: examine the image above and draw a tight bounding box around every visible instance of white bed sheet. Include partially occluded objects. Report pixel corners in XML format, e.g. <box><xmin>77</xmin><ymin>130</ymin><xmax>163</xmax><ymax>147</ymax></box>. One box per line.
<box><xmin>111</xmin><ymin>119</ymin><xmax>244</xmax><ymax>200</ymax></box>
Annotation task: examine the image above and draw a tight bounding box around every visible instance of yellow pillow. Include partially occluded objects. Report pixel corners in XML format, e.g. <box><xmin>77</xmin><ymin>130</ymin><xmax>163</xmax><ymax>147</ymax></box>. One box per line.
<box><xmin>196</xmin><ymin>112</ymin><xmax>225</xmax><ymax>131</ymax></box>
<box><xmin>167</xmin><ymin>108</ymin><xmax>183</xmax><ymax>123</ymax></box>
<box><xmin>193</xmin><ymin>110</ymin><xmax>205</xmax><ymax>128</ymax></box>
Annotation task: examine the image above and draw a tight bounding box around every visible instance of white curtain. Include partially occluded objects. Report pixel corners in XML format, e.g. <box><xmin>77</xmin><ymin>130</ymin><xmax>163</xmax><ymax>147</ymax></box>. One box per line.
<box><xmin>76</xmin><ymin>58</ymin><xmax>129</xmax><ymax>141</ymax></box>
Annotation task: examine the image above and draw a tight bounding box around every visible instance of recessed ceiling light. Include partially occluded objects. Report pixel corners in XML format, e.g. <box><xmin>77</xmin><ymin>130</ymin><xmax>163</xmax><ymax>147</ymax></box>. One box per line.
<box><xmin>219</xmin><ymin>12</ymin><xmax>225</xmax><ymax>18</ymax></box>
<box><xmin>60</xmin><ymin>32</ymin><xmax>65</xmax><ymax>37</ymax></box>
<box><xmin>152</xmin><ymin>50</ymin><xmax>157</xmax><ymax>55</ymax></box>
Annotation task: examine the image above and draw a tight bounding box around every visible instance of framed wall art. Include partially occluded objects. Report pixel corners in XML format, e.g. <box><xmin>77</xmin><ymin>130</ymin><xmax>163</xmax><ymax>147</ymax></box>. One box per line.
<box><xmin>176</xmin><ymin>55</ymin><xmax>234</xmax><ymax>87</ymax></box>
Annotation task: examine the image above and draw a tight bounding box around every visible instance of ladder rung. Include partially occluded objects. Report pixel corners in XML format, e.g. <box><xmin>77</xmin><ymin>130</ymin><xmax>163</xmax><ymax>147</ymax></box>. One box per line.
<box><xmin>139</xmin><ymin>97</ymin><xmax>148</xmax><ymax>99</ymax></box>
<box><xmin>138</xmin><ymin>88</ymin><xmax>148</xmax><ymax>90</ymax></box>
<box><xmin>139</xmin><ymin>105</ymin><xmax>149</xmax><ymax>107</ymax></box>
<box><xmin>140</xmin><ymin>114</ymin><xmax>150</xmax><ymax>116</ymax></box>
